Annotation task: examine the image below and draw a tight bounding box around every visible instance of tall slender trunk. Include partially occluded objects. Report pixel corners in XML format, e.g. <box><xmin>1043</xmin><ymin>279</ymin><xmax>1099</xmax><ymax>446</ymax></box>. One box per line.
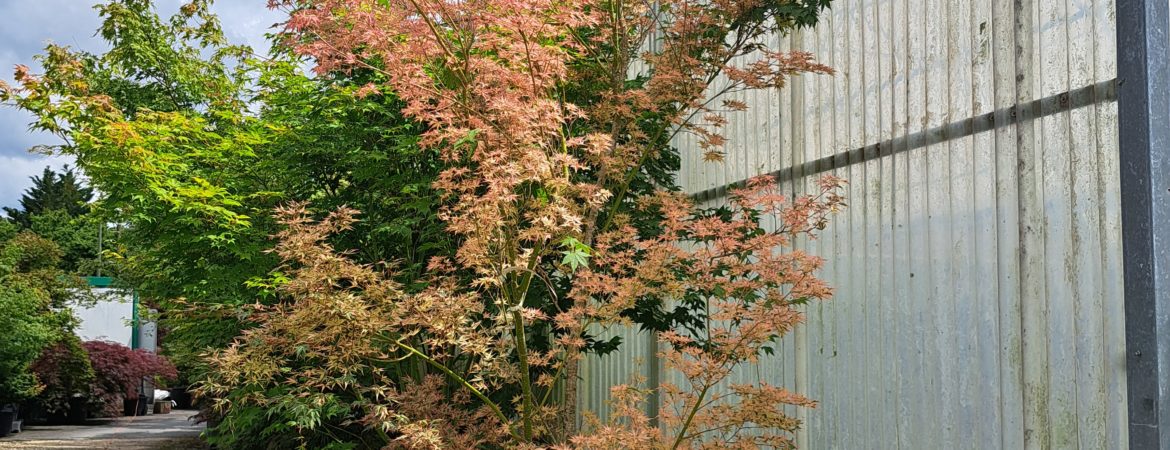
<box><xmin>561</xmin><ymin>349</ymin><xmax>580</xmax><ymax>438</ymax></box>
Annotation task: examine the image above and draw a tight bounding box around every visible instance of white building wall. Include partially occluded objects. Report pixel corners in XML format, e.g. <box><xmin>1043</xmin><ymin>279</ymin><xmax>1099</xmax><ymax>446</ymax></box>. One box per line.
<box><xmin>580</xmin><ymin>0</ymin><xmax>1126</xmax><ymax>448</ymax></box>
<box><xmin>73</xmin><ymin>287</ymin><xmax>135</xmax><ymax>347</ymax></box>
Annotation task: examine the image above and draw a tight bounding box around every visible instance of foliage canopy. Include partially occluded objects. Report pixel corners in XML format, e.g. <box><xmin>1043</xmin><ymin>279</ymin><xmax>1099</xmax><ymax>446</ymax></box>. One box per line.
<box><xmin>1</xmin><ymin>0</ymin><xmax>842</xmax><ymax>447</ymax></box>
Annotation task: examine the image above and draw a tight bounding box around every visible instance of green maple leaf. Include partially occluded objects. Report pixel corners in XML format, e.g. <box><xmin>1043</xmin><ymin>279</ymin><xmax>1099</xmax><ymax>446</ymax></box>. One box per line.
<box><xmin>559</xmin><ymin>236</ymin><xmax>592</xmax><ymax>272</ymax></box>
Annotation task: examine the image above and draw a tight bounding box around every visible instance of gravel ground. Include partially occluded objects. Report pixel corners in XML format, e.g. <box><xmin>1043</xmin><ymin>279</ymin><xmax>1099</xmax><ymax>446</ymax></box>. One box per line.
<box><xmin>0</xmin><ymin>410</ymin><xmax>207</xmax><ymax>450</ymax></box>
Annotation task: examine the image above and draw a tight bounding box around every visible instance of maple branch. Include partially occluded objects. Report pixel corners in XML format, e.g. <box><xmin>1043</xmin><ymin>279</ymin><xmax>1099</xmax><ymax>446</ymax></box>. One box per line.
<box><xmin>387</xmin><ymin>338</ymin><xmax>522</xmax><ymax>442</ymax></box>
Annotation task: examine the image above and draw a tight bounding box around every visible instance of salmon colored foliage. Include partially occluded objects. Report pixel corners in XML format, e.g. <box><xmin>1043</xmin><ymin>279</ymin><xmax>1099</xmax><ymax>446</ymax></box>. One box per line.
<box><xmin>568</xmin><ymin>176</ymin><xmax>843</xmax><ymax>449</ymax></box>
<box><xmin>202</xmin><ymin>0</ymin><xmax>842</xmax><ymax>447</ymax></box>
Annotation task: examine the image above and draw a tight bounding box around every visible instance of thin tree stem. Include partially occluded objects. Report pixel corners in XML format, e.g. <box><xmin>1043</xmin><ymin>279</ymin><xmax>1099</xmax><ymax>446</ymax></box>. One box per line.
<box><xmin>512</xmin><ymin>309</ymin><xmax>537</xmax><ymax>440</ymax></box>
<box><xmin>670</xmin><ymin>383</ymin><xmax>712</xmax><ymax>450</ymax></box>
<box><xmin>388</xmin><ymin>339</ymin><xmax>523</xmax><ymax>442</ymax></box>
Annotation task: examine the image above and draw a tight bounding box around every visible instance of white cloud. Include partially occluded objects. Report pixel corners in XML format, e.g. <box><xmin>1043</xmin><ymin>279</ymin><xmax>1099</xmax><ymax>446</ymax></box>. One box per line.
<box><xmin>0</xmin><ymin>153</ymin><xmax>76</xmax><ymax>210</ymax></box>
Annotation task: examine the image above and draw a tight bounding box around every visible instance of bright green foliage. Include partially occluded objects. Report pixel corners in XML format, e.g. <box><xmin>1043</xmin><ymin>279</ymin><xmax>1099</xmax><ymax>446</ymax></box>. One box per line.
<box><xmin>0</xmin><ymin>283</ymin><xmax>54</xmax><ymax>405</ymax></box>
<box><xmin>1</xmin><ymin>0</ymin><xmax>447</xmax><ymax>399</ymax></box>
<box><xmin>254</xmin><ymin>60</ymin><xmax>448</xmax><ymax>283</ymax></box>
<box><xmin>1</xmin><ymin>231</ymin><xmax>86</xmax><ymax>310</ymax></box>
<box><xmin>1</xmin><ymin>0</ymin><xmax>282</xmax><ymax>380</ymax></box>
<box><xmin>2</xmin><ymin>166</ymin><xmax>112</xmax><ymax>276</ymax></box>
<box><xmin>0</xmin><ymin>232</ymin><xmax>83</xmax><ymax>405</ymax></box>
<box><xmin>92</xmin><ymin>0</ymin><xmax>246</xmax><ymax>114</ymax></box>
<box><xmin>0</xmin><ymin>220</ymin><xmax>16</xmax><ymax>242</ymax></box>
<box><xmin>1</xmin><ymin>0</ymin><xmax>837</xmax><ymax>447</ymax></box>
<box><xmin>195</xmin><ymin>59</ymin><xmax>451</xmax><ymax>450</ymax></box>
<box><xmin>559</xmin><ymin>236</ymin><xmax>592</xmax><ymax>272</ymax></box>
<box><xmin>3</xmin><ymin>165</ymin><xmax>94</xmax><ymax>229</ymax></box>
<box><xmin>27</xmin><ymin>209</ymin><xmax>104</xmax><ymax>274</ymax></box>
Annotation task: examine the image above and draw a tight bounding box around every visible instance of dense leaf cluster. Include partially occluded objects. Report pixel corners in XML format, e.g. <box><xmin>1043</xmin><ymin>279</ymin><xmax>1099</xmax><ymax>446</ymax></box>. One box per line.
<box><xmin>0</xmin><ymin>228</ymin><xmax>85</xmax><ymax>406</ymax></box>
<box><xmin>81</xmin><ymin>340</ymin><xmax>178</xmax><ymax>416</ymax></box>
<box><xmin>27</xmin><ymin>335</ymin><xmax>95</xmax><ymax>419</ymax></box>
<box><xmin>1</xmin><ymin>0</ymin><xmax>838</xmax><ymax>447</ymax></box>
<box><xmin>2</xmin><ymin>1</ymin><xmax>449</xmax><ymax>389</ymax></box>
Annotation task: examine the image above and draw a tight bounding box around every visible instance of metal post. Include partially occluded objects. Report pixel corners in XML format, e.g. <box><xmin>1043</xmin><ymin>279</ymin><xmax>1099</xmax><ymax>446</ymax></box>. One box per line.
<box><xmin>1117</xmin><ymin>0</ymin><xmax>1170</xmax><ymax>448</ymax></box>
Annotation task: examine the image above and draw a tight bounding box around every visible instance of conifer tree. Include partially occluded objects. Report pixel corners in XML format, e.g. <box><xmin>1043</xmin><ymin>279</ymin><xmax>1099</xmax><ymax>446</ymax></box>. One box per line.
<box><xmin>4</xmin><ymin>165</ymin><xmax>94</xmax><ymax>228</ymax></box>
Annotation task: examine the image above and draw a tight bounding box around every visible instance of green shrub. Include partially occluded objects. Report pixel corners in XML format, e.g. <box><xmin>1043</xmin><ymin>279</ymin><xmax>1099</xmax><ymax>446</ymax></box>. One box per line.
<box><xmin>0</xmin><ymin>283</ymin><xmax>54</xmax><ymax>405</ymax></box>
<box><xmin>0</xmin><ymin>231</ymin><xmax>69</xmax><ymax>406</ymax></box>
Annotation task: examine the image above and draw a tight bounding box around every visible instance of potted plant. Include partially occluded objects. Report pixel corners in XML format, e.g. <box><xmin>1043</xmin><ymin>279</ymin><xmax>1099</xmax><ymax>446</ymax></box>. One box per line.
<box><xmin>0</xmin><ymin>405</ymin><xmax>14</xmax><ymax>438</ymax></box>
<box><xmin>28</xmin><ymin>336</ymin><xmax>95</xmax><ymax>424</ymax></box>
<box><xmin>82</xmin><ymin>341</ymin><xmax>177</xmax><ymax>418</ymax></box>
<box><xmin>2</xmin><ymin>228</ymin><xmax>87</xmax><ymax>431</ymax></box>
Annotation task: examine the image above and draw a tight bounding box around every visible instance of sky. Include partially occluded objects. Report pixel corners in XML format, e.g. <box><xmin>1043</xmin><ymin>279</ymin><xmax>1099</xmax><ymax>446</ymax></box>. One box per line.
<box><xmin>0</xmin><ymin>0</ymin><xmax>285</xmax><ymax>210</ymax></box>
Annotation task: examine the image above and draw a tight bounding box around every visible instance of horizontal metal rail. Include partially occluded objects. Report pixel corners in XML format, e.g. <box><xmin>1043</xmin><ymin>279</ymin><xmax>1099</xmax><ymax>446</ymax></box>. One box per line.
<box><xmin>690</xmin><ymin>78</ymin><xmax>1118</xmax><ymax>201</ymax></box>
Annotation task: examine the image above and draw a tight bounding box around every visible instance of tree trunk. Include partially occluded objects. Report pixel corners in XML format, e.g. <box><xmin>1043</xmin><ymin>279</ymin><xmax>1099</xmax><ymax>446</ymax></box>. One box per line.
<box><xmin>561</xmin><ymin>359</ymin><xmax>579</xmax><ymax>439</ymax></box>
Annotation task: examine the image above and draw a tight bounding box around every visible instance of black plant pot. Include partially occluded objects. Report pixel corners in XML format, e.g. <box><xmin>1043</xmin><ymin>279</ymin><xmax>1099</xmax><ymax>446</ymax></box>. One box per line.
<box><xmin>169</xmin><ymin>387</ymin><xmax>192</xmax><ymax>410</ymax></box>
<box><xmin>0</xmin><ymin>404</ymin><xmax>15</xmax><ymax>438</ymax></box>
<box><xmin>122</xmin><ymin>395</ymin><xmax>149</xmax><ymax>417</ymax></box>
<box><xmin>66</xmin><ymin>397</ymin><xmax>86</xmax><ymax>424</ymax></box>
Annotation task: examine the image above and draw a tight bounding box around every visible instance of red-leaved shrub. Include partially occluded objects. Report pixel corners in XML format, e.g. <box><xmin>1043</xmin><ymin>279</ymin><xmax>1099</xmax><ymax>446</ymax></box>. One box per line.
<box><xmin>29</xmin><ymin>335</ymin><xmax>95</xmax><ymax>416</ymax></box>
<box><xmin>82</xmin><ymin>341</ymin><xmax>177</xmax><ymax>416</ymax></box>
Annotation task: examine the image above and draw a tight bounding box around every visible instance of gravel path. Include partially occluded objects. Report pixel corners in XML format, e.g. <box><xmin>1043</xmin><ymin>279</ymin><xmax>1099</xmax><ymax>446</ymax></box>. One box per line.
<box><xmin>0</xmin><ymin>410</ymin><xmax>206</xmax><ymax>450</ymax></box>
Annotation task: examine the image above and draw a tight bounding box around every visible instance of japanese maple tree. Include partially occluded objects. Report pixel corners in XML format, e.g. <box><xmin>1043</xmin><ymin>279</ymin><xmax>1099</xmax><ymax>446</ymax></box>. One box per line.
<box><xmin>2</xmin><ymin>0</ymin><xmax>843</xmax><ymax>446</ymax></box>
<box><xmin>210</xmin><ymin>0</ymin><xmax>843</xmax><ymax>446</ymax></box>
<box><xmin>83</xmin><ymin>340</ymin><xmax>178</xmax><ymax>416</ymax></box>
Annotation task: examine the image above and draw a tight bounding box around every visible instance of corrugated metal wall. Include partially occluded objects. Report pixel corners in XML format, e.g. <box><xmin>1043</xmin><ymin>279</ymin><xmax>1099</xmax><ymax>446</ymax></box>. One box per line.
<box><xmin>578</xmin><ymin>0</ymin><xmax>1127</xmax><ymax>448</ymax></box>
